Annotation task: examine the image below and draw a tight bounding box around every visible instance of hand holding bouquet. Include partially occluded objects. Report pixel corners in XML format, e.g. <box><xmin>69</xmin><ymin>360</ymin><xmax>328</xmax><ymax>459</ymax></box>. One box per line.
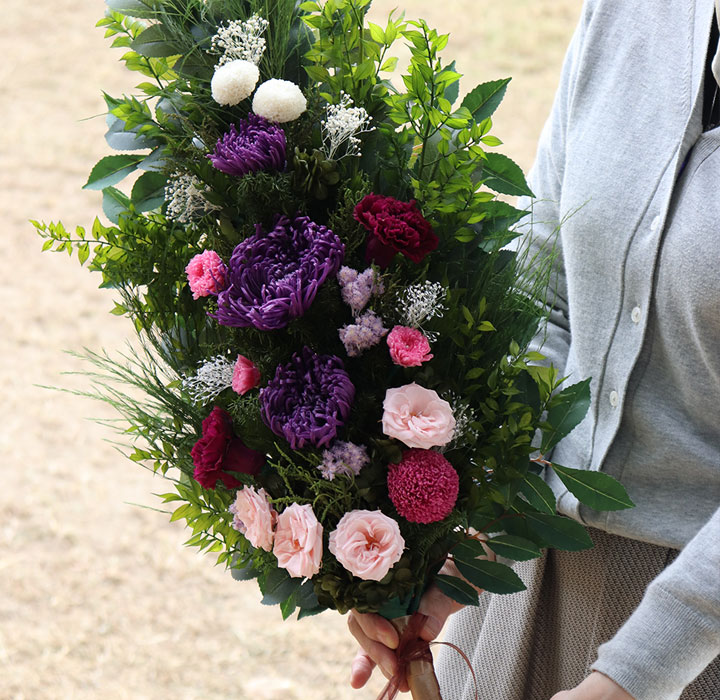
<box><xmin>34</xmin><ymin>1</ymin><xmax>633</xmax><ymax>696</ymax></box>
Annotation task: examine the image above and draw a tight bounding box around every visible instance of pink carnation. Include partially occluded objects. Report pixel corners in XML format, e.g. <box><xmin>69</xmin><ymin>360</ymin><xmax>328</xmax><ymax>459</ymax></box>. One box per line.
<box><xmin>382</xmin><ymin>383</ymin><xmax>455</xmax><ymax>449</ymax></box>
<box><xmin>387</xmin><ymin>449</ymin><xmax>459</xmax><ymax>524</ymax></box>
<box><xmin>387</xmin><ymin>326</ymin><xmax>433</xmax><ymax>367</ymax></box>
<box><xmin>229</xmin><ymin>486</ymin><xmax>277</xmax><ymax>551</ymax></box>
<box><xmin>273</xmin><ymin>503</ymin><xmax>323</xmax><ymax>579</ymax></box>
<box><xmin>186</xmin><ymin>250</ymin><xmax>227</xmax><ymax>300</ymax></box>
<box><xmin>232</xmin><ymin>354</ymin><xmax>261</xmax><ymax>395</ymax></box>
<box><xmin>329</xmin><ymin>510</ymin><xmax>405</xmax><ymax>581</ymax></box>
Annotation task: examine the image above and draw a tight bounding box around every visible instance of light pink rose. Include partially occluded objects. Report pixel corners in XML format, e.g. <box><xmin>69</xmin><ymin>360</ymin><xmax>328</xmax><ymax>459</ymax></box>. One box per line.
<box><xmin>229</xmin><ymin>486</ymin><xmax>277</xmax><ymax>551</ymax></box>
<box><xmin>329</xmin><ymin>510</ymin><xmax>405</xmax><ymax>581</ymax></box>
<box><xmin>273</xmin><ymin>503</ymin><xmax>323</xmax><ymax>578</ymax></box>
<box><xmin>386</xmin><ymin>326</ymin><xmax>433</xmax><ymax>367</ymax></box>
<box><xmin>185</xmin><ymin>250</ymin><xmax>227</xmax><ymax>300</ymax></box>
<box><xmin>232</xmin><ymin>354</ymin><xmax>261</xmax><ymax>394</ymax></box>
<box><xmin>382</xmin><ymin>383</ymin><xmax>455</xmax><ymax>449</ymax></box>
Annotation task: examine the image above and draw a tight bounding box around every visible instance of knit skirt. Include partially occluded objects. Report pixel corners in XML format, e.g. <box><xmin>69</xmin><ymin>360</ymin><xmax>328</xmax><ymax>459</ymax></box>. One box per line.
<box><xmin>435</xmin><ymin>528</ymin><xmax>720</xmax><ymax>700</ymax></box>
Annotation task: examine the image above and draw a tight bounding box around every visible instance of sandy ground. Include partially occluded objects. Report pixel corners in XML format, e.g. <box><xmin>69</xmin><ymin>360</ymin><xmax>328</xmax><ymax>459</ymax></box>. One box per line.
<box><xmin>0</xmin><ymin>2</ymin><xmax>580</xmax><ymax>698</ymax></box>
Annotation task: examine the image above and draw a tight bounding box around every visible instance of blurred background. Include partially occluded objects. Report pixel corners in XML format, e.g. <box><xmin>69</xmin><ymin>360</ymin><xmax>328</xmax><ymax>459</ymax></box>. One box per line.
<box><xmin>0</xmin><ymin>1</ymin><xmax>580</xmax><ymax>698</ymax></box>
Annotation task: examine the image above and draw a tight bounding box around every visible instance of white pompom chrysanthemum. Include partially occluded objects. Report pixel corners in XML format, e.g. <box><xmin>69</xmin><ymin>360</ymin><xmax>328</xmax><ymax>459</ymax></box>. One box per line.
<box><xmin>252</xmin><ymin>79</ymin><xmax>307</xmax><ymax>123</ymax></box>
<box><xmin>211</xmin><ymin>59</ymin><xmax>260</xmax><ymax>106</ymax></box>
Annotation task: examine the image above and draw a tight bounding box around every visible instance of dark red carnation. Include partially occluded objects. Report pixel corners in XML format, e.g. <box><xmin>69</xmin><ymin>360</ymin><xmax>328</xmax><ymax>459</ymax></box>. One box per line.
<box><xmin>353</xmin><ymin>194</ymin><xmax>438</xmax><ymax>268</ymax></box>
<box><xmin>190</xmin><ymin>406</ymin><xmax>265</xmax><ymax>489</ymax></box>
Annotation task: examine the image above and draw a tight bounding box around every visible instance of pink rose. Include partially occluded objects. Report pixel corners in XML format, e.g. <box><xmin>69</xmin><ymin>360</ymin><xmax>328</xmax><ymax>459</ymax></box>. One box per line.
<box><xmin>229</xmin><ymin>486</ymin><xmax>277</xmax><ymax>551</ymax></box>
<box><xmin>328</xmin><ymin>510</ymin><xmax>405</xmax><ymax>581</ymax></box>
<box><xmin>232</xmin><ymin>354</ymin><xmax>261</xmax><ymax>394</ymax></box>
<box><xmin>273</xmin><ymin>503</ymin><xmax>323</xmax><ymax>578</ymax></box>
<box><xmin>382</xmin><ymin>383</ymin><xmax>455</xmax><ymax>449</ymax></box>
<box><xmin>387</xmin><ymin>326</ymin><xmax>433</xmax><ymax>367</ymax></box>
<box><xmin>186</xmin><ymin>250</ymin><xmax>227</xmax><ymax>300</ymax></box>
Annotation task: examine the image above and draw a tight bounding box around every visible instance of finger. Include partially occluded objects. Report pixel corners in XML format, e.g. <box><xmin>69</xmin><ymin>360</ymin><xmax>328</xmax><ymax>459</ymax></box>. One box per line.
<box><xmin>417</xmin><ymin>584</ymin><xmax>465</xmax><ymax>641</ymax></box>
<box><xmin>350</xmin><ymin>649</ymin><xmax>376</xmax><ymax>689</ymax></box>
<box><xmin>349</xmin><ymin>610</ymin><xmax>400</xmax><ymax>649</ymax></box>
<box><xmin>348</xmin><ymin>612</ymin><xmax>398</xmax><ymax>680</ymax></box>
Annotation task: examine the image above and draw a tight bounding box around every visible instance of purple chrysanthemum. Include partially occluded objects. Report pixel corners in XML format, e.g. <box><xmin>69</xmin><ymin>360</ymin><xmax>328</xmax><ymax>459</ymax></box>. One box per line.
<box><xmin>259</xmin><ymin>347</ymin><xmax>355</xmax><ymax>449</ymax></box>
<box><xmin>214</xmin><ymin>214</ymin><xmax>345</xmax><ymax>331</ymax></box>
<box><xmin>208</xmin><ymin>113</ymin><xmax>286</xmax><ymax>176</ymax></box>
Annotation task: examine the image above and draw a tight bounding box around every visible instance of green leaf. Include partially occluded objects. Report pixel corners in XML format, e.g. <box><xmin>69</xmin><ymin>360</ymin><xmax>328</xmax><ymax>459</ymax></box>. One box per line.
<box><xmin>131</xmin><ymin>171</ymin><xmax>166</xmax><ymax>212</ymax></box>
<box><xmin>230</xmin><ymin>557</ymin><xmax>260</xmax><ymax>582</ymax></box>
<box><xmin>259</xmin><ymin>567</ymin><xmax>300</xmax><ymax>606</ymax></box>
<box><xmin>454</xmin><ymin>558</ymin><xmax>526</xmax><ymax>595</ymax></box>
<box><xmin>434</xmin><ymin>574</ymin><xmax>481</xmax><ymax>606</ymax></box>
<box><xmin>280</xmin><ymin>593</ymin><xmax>297</xmax><ymax>620</ymax></box>
<box><xmin>540</xmin><ymin>378</ymin><xmax>592</xmax><ymax>453</ymax></box>
<box><xmin>84</xmin><ymin>154</ymin><xmax>144</xmax><ymax>191</ymax></box>
<box><xmin>486</xmin><ymin>535</ymin><xmax>542</xmax><ymax>561</ymax></box>
<box><xmin>131</xmin><ymin>23</ymin><xmax>182</xmax><ymax>58</ymax></box>
<box><xmin>519</xmin><ymin>472</ymin><xmax>556</xmax><ymax>514</ymax></box>
<box><xmin>105</xmin><ymin>113</ymin><xmax>160</xmax><ymax>151</ymax></box>
<box><xmin>480</xmin><ymin>152</ymin><xmax>533</xmax><ymax>197</ymax></box>
<box><xmin>102</xmin><ymin>186</ymin><xmax>131</xmax><ymax>224</ymax></box>
<box><xmin>461</xmin><ymin>78</ymin><xmax>511</xmax><ymax>123</ymax></box>
<box><xmin>550</xmin><ymin>463</ymin><xmax>635</xmax><ymax>511</ymax></box>
<box><xmin>524</xmin><ymin>512</ymin><xmax>593</xmax><ymax>551</ymax></box>
<box><xmin>452</xmin><ymin>539</ymin><xmax>490</xmax><ymax>563</ymax></box>
<box><xmin>77</xmin><ymin>242</ymin><xmax>90</xmax><ymax>265</ymax></box>
<box><xmin>442</xmin><ymin>60</ymin><xmax>460</xmax><ymax>106</ymax></box>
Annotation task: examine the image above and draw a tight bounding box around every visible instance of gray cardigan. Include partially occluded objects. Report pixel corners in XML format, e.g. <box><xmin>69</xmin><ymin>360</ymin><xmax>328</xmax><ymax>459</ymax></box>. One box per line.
<box><xmin>518</xmin><ymin>0</ymin><xmax>720</xmax><ymax>697</ymax></box>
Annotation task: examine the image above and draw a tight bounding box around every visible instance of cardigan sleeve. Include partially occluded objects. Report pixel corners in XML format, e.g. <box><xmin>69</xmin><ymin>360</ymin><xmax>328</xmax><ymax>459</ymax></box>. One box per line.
<box><xmin>592</xmin><ymin>506</ymin><xmax>720</xmax><ymax>700</ymax></box>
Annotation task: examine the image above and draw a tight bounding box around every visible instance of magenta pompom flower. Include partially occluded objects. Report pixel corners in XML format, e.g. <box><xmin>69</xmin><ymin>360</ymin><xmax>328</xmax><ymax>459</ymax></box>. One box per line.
<box><xmin>214</xmin><ymin>214</ymin><xmax>345</xmax><ymax>331</ymax></box>
<box><xmin>185</xmin><ymin>250</ymin><xmax>228</xmax><ymax>300</ymax></box>
<box><xmin>259</xmin><ymin>347</ymin><xmax>355</xmax><ymax>449</ymax></box>
<box><xmin>208</xmin><ymin>113</ymin><xmax>286</xmax><ymax>177</ymax></box>
<box><xmin>387</xmin><ymin>449</ymin><xmax>459</xmax><ymax>524</ymax></box>
<box><xmin>387</xmin><ymin>325</ymin><xmax>433</xmax><ymax>367</ymax></box>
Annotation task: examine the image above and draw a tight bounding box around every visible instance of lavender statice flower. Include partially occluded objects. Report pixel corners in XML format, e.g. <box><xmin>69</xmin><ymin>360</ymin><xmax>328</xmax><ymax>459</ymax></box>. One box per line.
<box><xmin>208</xmin><ymin>114</ymin><xmax>286</xmax><ymax>177</ymax></box>
<box><xmin>337</xmin><ymin>266</ymin><xmax>384</xmax><ymax>315</ymax></box>
<box><xmin>214</xmin><ymin>214</ymin><xmax>345</xmax><ymax>331</ymax></box>
<box><xmin>319</xmin><ymin>441</ymin><xmax>370</xmax><ymax>480</ymax></box>
<box><xmin>259</xmin><ymin>347</ymin><xmax>355</xmax><ymax>449</ymax></box>
<box><xmin>339</xmin><ymin>310</ymin><xmax>388</xmax><ymax>357</ymax></box>
<box><xmin>211</xmin><ymin>14</ymin><xmax>269</xmax><ymax>66</ymax></box>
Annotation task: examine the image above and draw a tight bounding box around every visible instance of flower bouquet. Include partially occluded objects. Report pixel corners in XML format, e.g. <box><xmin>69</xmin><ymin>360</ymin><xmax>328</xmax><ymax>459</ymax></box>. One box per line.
<box><xmin>34</xmin><ymin>1</ymin><xmax>634</xmax><ymax>697</ymax></box>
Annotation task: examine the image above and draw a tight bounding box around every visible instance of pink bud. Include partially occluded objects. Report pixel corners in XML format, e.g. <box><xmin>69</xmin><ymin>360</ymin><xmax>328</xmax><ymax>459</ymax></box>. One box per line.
<box><xmin>232</xmin><ymin>354</ymin><xmax>261</xmax><ymax>395</ymax></box>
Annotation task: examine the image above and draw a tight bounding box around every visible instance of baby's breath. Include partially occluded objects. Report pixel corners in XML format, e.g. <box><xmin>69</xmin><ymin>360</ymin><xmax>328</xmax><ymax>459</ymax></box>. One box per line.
<box><xmin>397</xmin><ymin>281</ymin><xmax>447</xmax><ymax>334</ymax></box>
<box><xmin>321</xmin><ymin>93</ymin><xmax>374</xmax><ymax>160</ymax></box>
<box><xmin>164</xmin><ymin>172</ymin><xmax>219</xmax><ymax>225</ymax></box>
<box><xmin>210</xmin><ymin>14</ymin><xmax>269</xmax><ymax>66</ymax></box>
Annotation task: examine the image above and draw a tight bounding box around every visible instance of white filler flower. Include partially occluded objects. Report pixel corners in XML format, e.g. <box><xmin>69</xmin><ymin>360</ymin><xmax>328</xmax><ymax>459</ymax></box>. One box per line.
<box><xmin>211</xmin><ymin>59</ymin><xmax>260</xmax><ymax>106</ymax></box>
<box><xmin>211</xmin><ymin>14</ymin><xmax>269</xmax><ymax>66</ymax></box>
<box><xmin>252</xmin><ymin>79</ymin><xmax>307</xmax><ymax>123</ymax></box>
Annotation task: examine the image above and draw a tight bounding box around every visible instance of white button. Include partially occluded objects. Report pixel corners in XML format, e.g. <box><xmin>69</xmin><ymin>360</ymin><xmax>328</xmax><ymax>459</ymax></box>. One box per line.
<box><xmin>631</xmin><ymin>306</ymin><xmax>642</xmax><ymax>323</ymax></box>
<box><xmin>650</xmin><ymin>215</ymin><xmax>661</xmax><ymax>232</ymax></box>
<box><xmin>609</xmin><ymin>390</ymin><xmax>619</xmax><ymax>407</ymax></box>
